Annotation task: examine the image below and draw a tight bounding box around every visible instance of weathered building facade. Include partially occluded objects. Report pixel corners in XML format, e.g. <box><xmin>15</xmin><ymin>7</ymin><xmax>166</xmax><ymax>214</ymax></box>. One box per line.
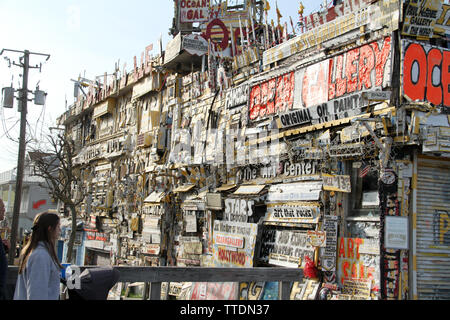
<box><xmin>57</xmin><ymin>0</ymin><xmax>450</xmax><ymax>300</ymax></box>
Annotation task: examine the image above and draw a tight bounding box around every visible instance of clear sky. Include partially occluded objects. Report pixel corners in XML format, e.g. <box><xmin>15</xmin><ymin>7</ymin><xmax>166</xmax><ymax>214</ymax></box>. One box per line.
<box><xmin>0</xmin><ymin>0</ymin><xmax>322</xmax><ymax>171</ymax></box>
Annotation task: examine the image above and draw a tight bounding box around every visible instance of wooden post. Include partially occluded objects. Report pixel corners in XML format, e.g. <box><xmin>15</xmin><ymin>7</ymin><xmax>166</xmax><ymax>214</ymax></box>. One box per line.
<box><xmin>280</xmin><ymin>281</ymin><xmax>292</xmax><ymax>300</ymax></box>
<box><xmin>149</xmin><ymin>282</ymin><xmax>162</xmax><ymax>300</ymax></box>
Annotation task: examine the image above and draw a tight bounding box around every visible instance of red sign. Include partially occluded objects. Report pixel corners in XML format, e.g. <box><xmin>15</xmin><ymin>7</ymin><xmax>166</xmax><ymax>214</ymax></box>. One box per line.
<box><xmin>179</xmin><ymin>0</ymin><xmax>210</xmax><ymax>24</ymax></box>
<box><xmin>328</xmin><ymin>36</ymin><xmax>391</xmax><ymax>101</ymax></box>
<box><xmin>32</xmin><ymin>199</ymin><xmax>46</xmax><ymax>210</ymax></box>
<box><xmin>249</xmin><ymin>71</ymin><xmax>295</xmax><ymax>121</ymax></box>
<box><xmin>403</xmin><ymin>41</ymin><xmax>450</xmax><ymax>107</ymax></box>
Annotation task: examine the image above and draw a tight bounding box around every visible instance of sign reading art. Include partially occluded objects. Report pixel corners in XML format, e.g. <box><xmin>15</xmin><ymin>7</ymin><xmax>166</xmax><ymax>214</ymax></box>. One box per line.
<box><xmin>402</xmin><ymin>40</ymin><xmax>450</xmax><ymax>107</ymax></box>
<box><xmin>179</xmin><ymin>0</ymin><xmax>210</xmax><ymax>23</ymax></box>
<box><xmin>337</xmin><ymin>238</ymin><xmax>380</xmax><ymax>288</ymax></box>
<box><xmin>212</xmin><ymin>221</ymin><xmax>258</xmax><ymax>268</ymax></box>
<box><xmin>249</xmin><ymin>71</ymin><xmax>295</xmax><ymax>121</ymax></box>
<box><xmin>260</xmin><ymin>229</ymin><xmax>316</xmax><ymax>268</ymax></box>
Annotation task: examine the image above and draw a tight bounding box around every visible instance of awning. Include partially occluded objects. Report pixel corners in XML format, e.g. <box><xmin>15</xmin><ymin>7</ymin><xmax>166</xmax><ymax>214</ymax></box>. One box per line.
<box><xmin>233</xmin><ymin>185</ymin><xmax>266</xmax><ymax>195</ymax></box>
<box><xmin>144</xmin><ymin>191</ymin><xmax>166</xmax><ymax>203</ymax></box>
<box><xmin>215</xmin><ymin>184</ymin><xmax>237</xmax><ymax>191</ymax></box>
<box><xmin>172</xmin><ymin>184</ymin><xmax>195</xmax><ymax>193</ymax></box>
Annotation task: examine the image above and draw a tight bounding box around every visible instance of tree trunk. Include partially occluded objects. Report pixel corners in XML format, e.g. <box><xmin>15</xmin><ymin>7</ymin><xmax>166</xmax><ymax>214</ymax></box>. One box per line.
<box><xmin>65</xmin><ymin>204</ymin><xmax>77</xmax><ymax>263</ymax></box>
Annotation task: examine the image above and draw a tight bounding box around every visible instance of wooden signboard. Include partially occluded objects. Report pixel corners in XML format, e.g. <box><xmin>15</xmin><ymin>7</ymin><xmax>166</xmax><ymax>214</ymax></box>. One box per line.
<box><xmin>212</xmin><ymin>220</ymin><xmax>258</xmax><ymax>268</ymax></box>
<box><xmin>265</xmin><ymin>203</ymin><xmax>320</xmax><ymax>225</ymax></box>
<box><xmin>320</xmin><ymin>216</ymin><xmax>338</xmax><ymax>272</ymax></box>
<box><xmin>336</xmin><ymin>238</ymin><xmax>380</xmax><ymax>290</ymax></box>
<box><xmin>260</xmin><ymin>229</ymin><xmax>315</xmax><ymax>268</ymax></box>
<box><xmin>322</xmin><ymin>174</ymin><xmax>351</xmax><ymax>193</ymax></box>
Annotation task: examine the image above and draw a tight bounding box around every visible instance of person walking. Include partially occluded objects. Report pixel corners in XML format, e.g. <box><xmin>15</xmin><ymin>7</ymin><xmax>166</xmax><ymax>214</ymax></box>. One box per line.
<box><xmin>0</xmin><ymin>199</ymin><xmax>8</xmax><ymax>300</ymax></box>
<box><xmin>13</xmin><ymin>211</ymin><xmax>63</xmax><ymax>300</ymax></box>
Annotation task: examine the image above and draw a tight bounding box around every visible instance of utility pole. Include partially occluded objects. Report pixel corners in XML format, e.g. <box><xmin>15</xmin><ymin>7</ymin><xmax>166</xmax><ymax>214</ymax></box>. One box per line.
<box><xmin>0</xmin><ymin>49</ymin><xmax>50</xmax><ymax>264</ymax></box>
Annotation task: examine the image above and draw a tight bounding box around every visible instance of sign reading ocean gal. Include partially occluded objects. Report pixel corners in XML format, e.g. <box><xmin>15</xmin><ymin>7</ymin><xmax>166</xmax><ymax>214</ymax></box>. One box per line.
<box><xmin>212</xmin><ymin>220</ymin><xmax>258</xmax><ymax>268</ymax></box>
<box><xmin>402</xmin><ymin>40</ymin><xmax>449</xmax><ymax>107</ymax></box>
<box><xmin>179</xmin><ymin>0</ymin><xmax>210</xmax><ymax>24</ymax></box>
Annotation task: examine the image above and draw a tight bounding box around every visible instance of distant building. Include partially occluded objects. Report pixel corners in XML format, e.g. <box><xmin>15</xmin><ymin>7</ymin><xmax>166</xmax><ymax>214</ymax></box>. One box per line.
<box><xmin>0</xmin><ymin>151</ymin><xmax>58</xmax><ymax>240</ymax></box>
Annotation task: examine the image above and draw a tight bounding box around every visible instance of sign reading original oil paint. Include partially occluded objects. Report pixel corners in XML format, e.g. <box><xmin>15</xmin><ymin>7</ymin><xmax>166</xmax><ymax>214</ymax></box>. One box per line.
<box><xmin>212</xmin><ymin>220</ymin><xmax>258</xmax><ymax>268</ymax></box>
<box><xmin>402</xmin><ymin>40</ymin><xmax>450</xmax><ymax>107</ymax></box>
<box><xmin>260</xmin><ymin>229</ymin><xmax>315</xmax><ymax>268</ymax></box>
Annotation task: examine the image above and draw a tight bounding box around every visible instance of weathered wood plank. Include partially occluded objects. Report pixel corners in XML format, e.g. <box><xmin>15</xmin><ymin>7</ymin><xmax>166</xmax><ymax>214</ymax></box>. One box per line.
<box><xmin>7</xmin><ymin>265</ymin><xmax>303</xmax><ymax>288</ymax></box>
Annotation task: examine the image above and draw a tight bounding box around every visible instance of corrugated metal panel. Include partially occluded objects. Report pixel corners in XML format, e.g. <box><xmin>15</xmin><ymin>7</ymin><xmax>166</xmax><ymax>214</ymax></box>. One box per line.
<box><xmin>416</xmin><ymin>156</ymin><xmax>450</xmax><ymax>299</ymax></box>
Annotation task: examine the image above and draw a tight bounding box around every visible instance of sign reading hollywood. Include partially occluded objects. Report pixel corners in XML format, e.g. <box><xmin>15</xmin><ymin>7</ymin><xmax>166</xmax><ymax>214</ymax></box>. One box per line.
<box><xmin>212</xmin><ymin>220</ymin><xmax>258</xmax><ymax>268</ymax></box>
<box><xmin>179</xmin><ymin>0</ymin><xmax>210</xmax><ymax>23</ymax></box>
<box><xmin>402</xmin><ymin>40</ymin><xmax>449</xmax><ymax>107</ymax></box>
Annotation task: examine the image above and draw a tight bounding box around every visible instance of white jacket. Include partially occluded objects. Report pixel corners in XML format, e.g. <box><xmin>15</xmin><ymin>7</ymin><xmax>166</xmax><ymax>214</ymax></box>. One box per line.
<box><xmin>13</xmin><ymin>241</ymin><xmax>60</xmax><ymax>300</ymax></box>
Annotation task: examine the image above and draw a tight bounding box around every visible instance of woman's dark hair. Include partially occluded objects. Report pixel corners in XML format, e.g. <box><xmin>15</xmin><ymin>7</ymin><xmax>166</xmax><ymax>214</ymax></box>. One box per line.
<box><xmin>18</xmin><ymin>212</ymin><xmax>62</xmax><ymax>274</ymax></box>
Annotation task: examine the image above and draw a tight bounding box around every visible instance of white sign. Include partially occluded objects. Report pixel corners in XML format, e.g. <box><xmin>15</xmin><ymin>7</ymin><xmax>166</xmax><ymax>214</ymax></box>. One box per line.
<box><xmin>385</xmin><ymin>216</ymin><xmax>409</xmax><ymax>250</ymax></box>
<box><xmin>224</xmin><ymin>198</ymin><xmax>254</xmax><ymax>223</ymax></box>
<box><xmin>179</xmin><ymin>0</ymin><xmax>209</xmax><ymax>23</ymax></box>
<box><xmin>183</xmin><ymin>34</ymin><xmax>208</xmax><ymax>56</ymax></box>
<box><xmin>267</xmin><ymin>181</ymin><xmax>322</xmax><ymax>202</ymax></box>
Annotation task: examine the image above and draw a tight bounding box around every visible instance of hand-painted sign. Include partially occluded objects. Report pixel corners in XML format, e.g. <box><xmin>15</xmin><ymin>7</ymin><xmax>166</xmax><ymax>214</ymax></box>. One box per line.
<box><xmin>320</xmin><ymin>216</ymin><xmax>338</xmax><ymax>271</ymax></box>
<box><xmin>322</xmin><ymin>174</ymin><xmax>351</xmax><ymax>193</ymax></box>
<box><xmin>224</xmin><ymin>198</ymin><xmax>254</xmax><ymax>223</ymax></box>
<box><xmin>182</xmin><ymin>34</ymin><xmax>209</xmax><ymax>56</ymax></box>
<box><xmin>267</xmin><ymin>181</ymin><xmax>322</xmax><ymax>202</ymax></box>
<box><xmin>265</xmin><ymin>203</ymin><xmax>320</xmax><ymax>224</ymax></box>
<box><xmin>337</xmin><ymin>238</ymin><xmax>380</xmax><ymax>290</ymax></box>
<box><xmin>212</xmin><ymin>220</ymin><xmax>258</xmax><ymax>267</ymax></box>
<box><xmin>225</xmin><ymin>83</ymin><xmax>249</xmax><ymax>109</ymax></box>
<box><xmin>260</xmin><ymin>229</ymin><xmax>315</xmax><ymax>268</ymax></box>
<box><xmin>263</xmin><ymin>1</ymin><xmax>398</xmax><ymax>66</ymax></box>
<box><xmin>402</xmin><ymin>0</ymin><xmax>443</xmax><ymax>39</ymax></box>
<box><xmin>402</xmin><ymin>40</ymin><xmax>449</xmax><ymax>107</ymax></box>
<box><xmin>191</xmin><ymin>282</ymin><xmax>238</xmax><ymax>300</ymax></box>
<box><xmin>307</xmin><ymin>231</ymin><xmax>327</xmax><ymax>247</ymax></box>
<box><xmin>179</xmin><ymin>0</ymin><xmax>210</xmax><ymax>23</ymax></box>
<box><xmin>249</xmin><ymin>71</ymin><xmax>295</xmax><ymax>121</ymax></box>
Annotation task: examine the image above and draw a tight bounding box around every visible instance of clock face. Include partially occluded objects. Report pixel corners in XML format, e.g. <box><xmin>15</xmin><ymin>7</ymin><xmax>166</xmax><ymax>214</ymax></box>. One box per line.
<box><xmin>381</xmin><ymin>171</ymin><xmax>396</xmax><ymax>185</ymax></box>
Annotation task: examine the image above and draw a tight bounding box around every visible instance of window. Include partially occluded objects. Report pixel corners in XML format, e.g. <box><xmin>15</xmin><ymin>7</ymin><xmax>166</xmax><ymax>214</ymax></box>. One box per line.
<box><xmin>348</xmin><ymin>162</ymin><xmax>380</xmax><ymax>217</ymax></box>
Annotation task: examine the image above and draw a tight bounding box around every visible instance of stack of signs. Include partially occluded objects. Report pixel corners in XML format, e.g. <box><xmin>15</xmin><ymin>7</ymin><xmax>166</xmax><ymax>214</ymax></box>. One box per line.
<box><xmin>212</xmin><ymin>220</ymin><xmax>258</xmax><ymax>268</ymax></box>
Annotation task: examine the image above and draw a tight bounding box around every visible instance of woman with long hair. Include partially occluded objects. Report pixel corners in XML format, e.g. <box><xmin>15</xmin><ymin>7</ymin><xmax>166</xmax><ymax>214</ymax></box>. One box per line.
<box><xmin>13</xmin><ymin>211</ymin><xmax>63</xmax><ymax>300</ymax></box>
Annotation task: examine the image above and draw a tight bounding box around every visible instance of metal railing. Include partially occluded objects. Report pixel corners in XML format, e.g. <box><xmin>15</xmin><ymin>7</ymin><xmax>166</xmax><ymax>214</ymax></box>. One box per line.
<box><xmin>7</xmin><ymin>265</ymin><xmax>303</xmax><ymax>300</ymax></box>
